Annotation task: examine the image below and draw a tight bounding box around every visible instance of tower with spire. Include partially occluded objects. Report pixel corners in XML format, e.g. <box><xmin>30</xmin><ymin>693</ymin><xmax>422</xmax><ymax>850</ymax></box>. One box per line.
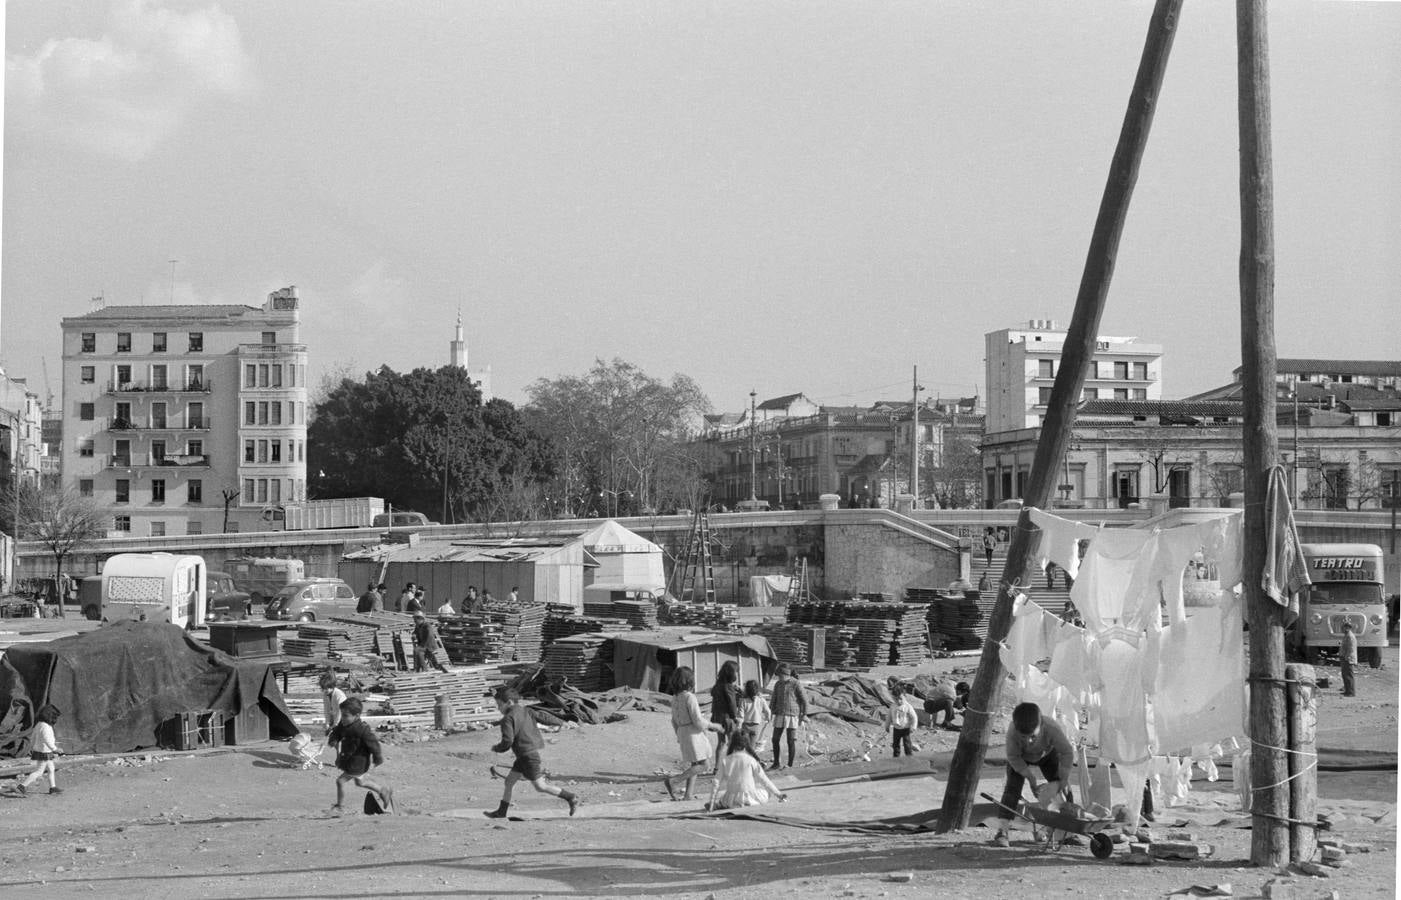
<box><xmin>449</xmin><ymin>309</ymin><xmax>492</xmax><ymax>400</ymax></box>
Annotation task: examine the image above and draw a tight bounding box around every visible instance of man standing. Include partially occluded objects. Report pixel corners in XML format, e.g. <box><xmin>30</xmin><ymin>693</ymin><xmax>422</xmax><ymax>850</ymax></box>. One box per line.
<box><xmin>1340</xmin><ymin>622</ymin><xmax>1358</xmax><ymax>697</ymax></box>
<box><xmin>412</xmin><ymin>613</ymin><xmax>449</xmax><ymax>673</ymax></box>
<box><xmin>397</xmin><ymin>583</ymin><xmax>417</xmax><ymax>614</ymax></box>
<box><xmin>356</xmin><ymin>583</ymin><xmax>382</xmax><ymax>614</ymax></box>
<box><xmin>464</xmin><ymin>586</ymin><xmax>480</xmax><ymax>615</ymax></box>
<box><xmin>508</xmin><ymin>585</ymin><xmax>520</xmax><ymax>604</ymax></box>
<box><xmin>982</xmin><ymin>530</ymin><xmax>997</xmax><ymax>567</ymax></box>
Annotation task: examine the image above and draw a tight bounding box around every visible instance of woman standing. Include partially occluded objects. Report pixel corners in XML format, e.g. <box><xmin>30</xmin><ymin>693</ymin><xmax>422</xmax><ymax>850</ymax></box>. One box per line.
<box><xmin>709</xmin><ymin>660</ymin><xmax>741</xmax><ymax>774</ymax></box>
<box><xmin>662</xmin><ymin>667</ymin><xmax>724</xmax><ymax>801</ymax></box>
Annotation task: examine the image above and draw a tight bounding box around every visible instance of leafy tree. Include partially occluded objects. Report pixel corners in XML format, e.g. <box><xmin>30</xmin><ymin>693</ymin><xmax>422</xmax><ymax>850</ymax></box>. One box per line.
<box><xmin>7</xmin><ymin>483</ymin><xmax>106</xmax><ymax>617</ymax></box>
<box><xmin>308</xmin><ymin>366</ymin><xmax>553</xmax><ymax>523</ymax></box>
<box><xmin>524</xmin><ymin>359</ymin><xmax>710</xmax><ymax>517</ymax></box>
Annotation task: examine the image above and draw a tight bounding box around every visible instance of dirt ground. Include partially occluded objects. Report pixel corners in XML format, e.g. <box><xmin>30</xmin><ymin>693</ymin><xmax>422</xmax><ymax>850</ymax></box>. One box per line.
<box><xmin>0</xmin><ymin>641</ymin><xmax>1396</xmax><ymax>899</ymax></box>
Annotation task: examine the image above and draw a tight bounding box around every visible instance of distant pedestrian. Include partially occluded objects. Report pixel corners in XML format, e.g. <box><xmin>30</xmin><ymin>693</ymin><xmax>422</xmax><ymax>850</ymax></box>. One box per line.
<box><xmin>709</xmin><ymin>661</ymin><xmax>741</xmax><ymax>774</ymax></box>
<box><xmin>436</xmin><ymin>598</ymin><xmax>455</xmax><ymax>617</ymax></box>
<box><xmin>923</xmin><ymin>680</ymin><xmax>969</xmax><ymax>731</ymax></box>
<box><xmin>319</xmin><ymin>672</ymin><xmax>347</xmax><ymax>735</ymax></box>
<box><xmin>406</xmin><ymin>589</ymin><xmax>426</xmax><ymax>615</ymax></box>
<box><xmin>1045</xmin><ymin>564</ymin><xmax>1058</xmax><ymax>591</ymax></box>
<box><xmin>11</xmin><ymin>704</ymin><xmax>62</xmax><ymax>795</ymax></box>
<box><xmin>356</xmin><ymin>583</ymin><xmax>382</xmax><ymax>614</ymax></box>
<box><xmin>412</xmin><ymin>613</ymin><xmax>449</xmax><ymax>673</ymax></box>
<box><xmin>662</xmin><ymin>666</ymin><xmax>725</xmax><ymax>801</ymax></box>
<box><xmin>397</xmin><ymin>583</ymin><xmax>417</xmax><ymax>613</ymax></box>
<box><xmin>508</xmin><ymin>586</ymin><xmax>520</xmax><ymax>604</ymax></box>
<box><xmin>982</xmin><ymin>530</ymin><xmax>997</xmax><ymax>567</ymax></box>
<box><xmin>481</xmin><ymin>589</ymin><xmax>496</xmax><ymax>606</ymax></box>
<box><xmin>327</xmin><ymin>697</ymin><xmax>394</xmax><ymax>815</ymax></box>
<box><xmin>769</xmin><ymin>663</ymin><xmax>807</xmax><ymax>771</ymax></box>
<box><xmin>977</xmin><ymin>572</ymin><xmax>991</xmax><ymax>594</ymax></box>
<box><xmin>485</xmin><ymin>687</ymin><xmax>581</xmax><ymax>818</ymax></box>
<box><xmin>708</xmin><ymin>730</ymin><xmax>787</xmax><ymax>810</ymax></box>
<box><xmin>1340</xmin><ymin>622</ymin><xmax>1358</xmax><ymax>697</ymax></box>
<box><xmin>464</xmin><ymin>586</ymin><xmax>480</xmax><ymax>615</ymax></box>
<box><xmin>888</xmin><ymin>684</ymin><xmax>917</xmax><ymax>757</ymax></box>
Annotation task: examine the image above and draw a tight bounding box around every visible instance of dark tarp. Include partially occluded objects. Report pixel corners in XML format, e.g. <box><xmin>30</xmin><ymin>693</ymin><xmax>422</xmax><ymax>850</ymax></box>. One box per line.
<box><xmin>0</xmin><ymin>621</ymin><xmax>298</xmax><ymax>755</ymax></box>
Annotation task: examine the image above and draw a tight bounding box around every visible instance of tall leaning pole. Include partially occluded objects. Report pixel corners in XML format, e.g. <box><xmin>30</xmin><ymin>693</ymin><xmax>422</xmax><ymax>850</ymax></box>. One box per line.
<box><xmin>1236</xmin><ymin>0</ymin><xmax>1290</xmax><ymax>868</ymax></box>
<box><xmin>935</xmin><ymin>0</ymin><xmax>1185</xmax><ymax>833</ymax></box>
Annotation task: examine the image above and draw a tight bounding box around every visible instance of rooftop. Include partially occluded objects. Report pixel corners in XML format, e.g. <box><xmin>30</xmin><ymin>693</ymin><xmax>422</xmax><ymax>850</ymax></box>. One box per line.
<box><xmin>64</xmin><ymin>304</ymin><xmax>266</xmax><ymax>323</ymax></box>
<box><xmin>1233</xmin><ymin>359</ymin><xmax>1401</xmax><ymax>378</ymax></box>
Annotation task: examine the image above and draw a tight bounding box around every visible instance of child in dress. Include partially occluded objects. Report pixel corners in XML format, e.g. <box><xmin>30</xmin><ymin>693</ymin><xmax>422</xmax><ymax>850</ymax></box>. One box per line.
<box><xmin>888</xmin><ymin>684</ymin><xmax>918</xmax><ymax>757</ymax></box>
<box><xmin>327</xmin><ymin>697</ymin><xmax>394</xmax><ymax>814</ymax></box>
<box><xmin>662</xmin><ymin>666</ymin><xmax>725</xmax><ymax>801</ymax></box>
<box><xmin>14</xmin><ymin>704</ymin><xmax>62</xmax><ymax>795</ymax></box>
<box><xmin>739</xmin><ymin>679</ymin><xmax>770</xmax><ymax>754</ymax></box>
<box><xmin>319</xmin><ymin>672</ymin><xmax>347</xmax><ymax>736</ymax></box>
<box><xmin>709</xmin><ymin>729</ymin><xmax>788</xmax><ymax>810</ymax></box>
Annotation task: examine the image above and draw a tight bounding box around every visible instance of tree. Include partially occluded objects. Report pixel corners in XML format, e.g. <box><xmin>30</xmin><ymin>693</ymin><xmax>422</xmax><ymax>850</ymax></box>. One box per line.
<box><xmin>928</xmin><ymin>432</ymin><xmax>983</xmax><ymax>509</ymax></box>
<box><xmin>8</xmin><ymin>483</ymin><xmax>106</xmax><ymax>617</ymax></box>
<box><xmin>524</xmin><ymin>359</ymin><xmax>710</xmax><ymax>517</ymax></box>
<box><xmin>308</xmin><ymin>366</ymin><xmax>554</xmax><ymax>523</ymax></box>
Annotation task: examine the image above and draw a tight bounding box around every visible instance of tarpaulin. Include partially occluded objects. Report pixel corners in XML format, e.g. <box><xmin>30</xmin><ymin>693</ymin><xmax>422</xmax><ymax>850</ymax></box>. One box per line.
<box><xmin>0</xmin><ymin>621</ymin><xmax>298</xmax><ymax>755</ymax></box>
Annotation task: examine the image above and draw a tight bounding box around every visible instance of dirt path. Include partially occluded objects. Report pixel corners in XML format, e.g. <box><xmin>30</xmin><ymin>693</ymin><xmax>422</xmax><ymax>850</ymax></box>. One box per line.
<box><xmin>0</xmin><ymin>647</ymin><xmax>1394</xmax><ymax>898</ymax></box>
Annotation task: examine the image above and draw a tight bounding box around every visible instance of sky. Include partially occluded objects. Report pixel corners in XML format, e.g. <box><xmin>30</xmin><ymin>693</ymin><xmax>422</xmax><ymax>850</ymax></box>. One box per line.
<box><xmin>2</xmin><ymin>0</ymin><xmax>1398</xmax><ymax>416</ymax></box>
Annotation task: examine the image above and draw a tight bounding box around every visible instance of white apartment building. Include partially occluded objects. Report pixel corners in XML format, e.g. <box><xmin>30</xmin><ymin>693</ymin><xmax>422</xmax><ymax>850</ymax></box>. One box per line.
<box><xmin>984</xmin><ymin>319</ymin><xmax>1163</xmax><ymax>433</ymax></box>
<box><xmin>59</xmin><ymin>287</ymin><xmax>308</xmax><ymax>536</ymax></box>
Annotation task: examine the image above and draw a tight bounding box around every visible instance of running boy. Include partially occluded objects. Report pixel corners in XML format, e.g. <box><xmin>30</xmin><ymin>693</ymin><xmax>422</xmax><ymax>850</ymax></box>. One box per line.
<box><xmin>485</xmin><ymin>687</ymin><xmax>581</xmax><ymax>818</ymax></box>
<box><xmin>991</xmin><ymin>701</ymin><xmax>1075</xmax><ymax>847</ymax></box>
<box><xmin>327</xmin><ymin>697</ymin><xmax>394</xmax><ymax>814</ymax></box>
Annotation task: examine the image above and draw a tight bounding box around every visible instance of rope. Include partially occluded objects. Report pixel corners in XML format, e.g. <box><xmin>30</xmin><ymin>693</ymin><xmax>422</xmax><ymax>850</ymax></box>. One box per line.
<box><xmin>1250</xmin><ymin>759</ymin><xmax>1318</xmax><ymax>792</ymax></box>
<box><xmin>1250</xmin><ymin>741</ymin><xmax>1317</xmax><ymax>758</ymax></box>
<box><xmin>1248</xmin><ymin>808</ymin><xmax>1323</xmax><ymax>829</ymax></box>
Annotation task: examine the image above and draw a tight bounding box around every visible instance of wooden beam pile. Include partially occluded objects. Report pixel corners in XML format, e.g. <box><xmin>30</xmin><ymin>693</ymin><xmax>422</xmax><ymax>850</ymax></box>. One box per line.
<box><xmin>542</xmin><ymin>636</ymin><xmax>615</xmax><ymax>692</ymax></box>
<box><xmin>785</xmin><ymin>599</ymin><xmax>928</xmax><ymax>665</ymax></box>
<box><xmin>659</xmin><ymin>601</ymin><xmax>739</xmax><ymax>631</ymax></box>
<box><xmin>543</xmin><ymin>613</ymin><xmax>631</xmax><ymax>644</ymax></box>
<box><xmin>437</xmin><ymin>615</ymin><xmax>506</xmax><ymax>664</ymax></box>
<box><xmin>281</xmin><ymin>621</ymin><xmax>379</xmax><ymax>660</ymax></box>
<box><xmin>480</xmin><ymin>600</ymin><xmax>548</xmax><ymax>663</ymax></box>
<box><xmin>379</xmin><ymin>668</ymin><xmax>498</xmax><ymax>725</ymax></box>
<box><xmin>921</xmin><ymin>589</ymin><xmax>995</xmax><ymax>651</ymax></box>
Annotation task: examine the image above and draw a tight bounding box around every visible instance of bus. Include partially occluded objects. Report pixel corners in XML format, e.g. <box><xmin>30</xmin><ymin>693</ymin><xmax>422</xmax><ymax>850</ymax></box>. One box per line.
<box><xmin>1294</xmin><ymin>543</ymin><xmax>1387</xmax><ymax>668</ymax></box>
<box><xmin>95</xmin><ymin>553</ymin><xmax>207</xmax><ymax>629</ymax></box>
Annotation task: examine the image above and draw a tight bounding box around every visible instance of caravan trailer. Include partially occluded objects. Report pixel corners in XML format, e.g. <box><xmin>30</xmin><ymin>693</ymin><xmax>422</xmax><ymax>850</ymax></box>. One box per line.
<box><xmin>97</xmin><ymin>553</ymin><xmax>207</xmax><ymax>629</ymax></box>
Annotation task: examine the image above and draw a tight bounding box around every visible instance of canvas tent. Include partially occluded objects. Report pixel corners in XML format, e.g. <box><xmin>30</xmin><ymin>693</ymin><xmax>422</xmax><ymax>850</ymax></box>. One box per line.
<box><xmin>611</xmin><ymin>629</ymin><xmax>777</xmax><ymax>694</ymax></box>
<box><xmin>579</xmin><ymin>520</ymin><xmax>666</xmax><ymax>589</ymax></box>
<box><xmin>0</xmin><ymin>621</ymin><xmax>297</xmax><ymax>756</ymax></box>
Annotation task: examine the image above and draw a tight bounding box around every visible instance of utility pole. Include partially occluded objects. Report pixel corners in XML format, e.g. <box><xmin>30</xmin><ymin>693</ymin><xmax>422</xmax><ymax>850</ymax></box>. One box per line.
<box><xmin>748</xmin><ymin>390</ymin><xmax>758</xmax><ymax>503</ymax></box>
<box><xmin>1238</xmin><ymin>0</ymin><xmax>1289</xmax><ymax>867</ymax></box>
<box><xmin>911</xmin><ymin>366</ymin><xmax>924</xmax><ymax>509</ymax></box>
<box><xmin>937</xmin><ymin>0</ymin><xmax>1184</xmax><ymax>833</ymax></box>
<box><xmin>1292</xmin><ymin>386</ymin><xmax>1300</xmax><ymax>505</ymax></box>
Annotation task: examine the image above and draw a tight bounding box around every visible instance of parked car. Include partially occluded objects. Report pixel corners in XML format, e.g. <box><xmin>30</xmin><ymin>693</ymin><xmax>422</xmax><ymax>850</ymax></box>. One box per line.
<box><xmin>371</xmin><ymin>511</ymin><xmax>437</xmax><ymax>528</ymax></box>
<box><xmin>206</xmin><ymin>571</ymin><xmax>253</xmax><ymax>621</ymax></box>
<box><xmin>263</xmin><ymin>578</ymin><xmax>358</xmax><ymax>622</ymax></box>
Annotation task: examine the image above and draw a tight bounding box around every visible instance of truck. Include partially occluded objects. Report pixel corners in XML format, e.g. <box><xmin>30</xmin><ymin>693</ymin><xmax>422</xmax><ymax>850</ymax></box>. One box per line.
<box><xmin>92</xmin><ymin>553</ymin><xmax>207</xmax><ymax>629</ymax></box>
<box><xmin>279</xmin><ymin>497</ymin><xmax>385</xmax><ymax>530</ymax></box>
<box><xmin>1293</xmin><ymin>543</ymin><xmax>1388</xmax><ymax>668</ymax></box>
<box><xmin>224</xmin><ymin>556</ymin><xmax>305</xmax><ymax>607</ymax></box>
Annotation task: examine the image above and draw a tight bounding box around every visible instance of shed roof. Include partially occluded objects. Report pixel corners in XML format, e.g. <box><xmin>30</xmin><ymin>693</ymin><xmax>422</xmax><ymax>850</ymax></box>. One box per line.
<box><xmin>578</xmin><ymin>519</ymin><xmax>662</xmax><ymax>554</ymax></box>
<box><xmin>341</xmin><ymin>537</ymin><xmax>576</xmax><ymax>564</ymax></box>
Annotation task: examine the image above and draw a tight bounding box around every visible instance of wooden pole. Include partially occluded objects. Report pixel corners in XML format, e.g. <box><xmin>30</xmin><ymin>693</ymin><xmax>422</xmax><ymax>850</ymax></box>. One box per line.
<box><xmin>1236</xmin><ymin>0</ymin><xmax>1290</xmax><ymax>868</ymax></box>
<box><xmin>935</xmin><ymin>0</ymin><xmax>1185</xmax><ymax>833</ymax></box>
<box><xmin>1285</xmin><ymin>663</ymin><xmax>1317</xmax><ymax>863</ymax></box>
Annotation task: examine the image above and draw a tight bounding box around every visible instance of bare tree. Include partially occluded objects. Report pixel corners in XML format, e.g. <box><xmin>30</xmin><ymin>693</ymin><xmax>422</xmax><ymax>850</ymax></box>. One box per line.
<box><xmin>12</xmin><ymin>484</ymin><xmax>106</xmax><ymax>617</ymax></box>
<box><xmin>221</xmin><ymin>487</ymin><xmax>241</xmax><ymax>533</ymax></box>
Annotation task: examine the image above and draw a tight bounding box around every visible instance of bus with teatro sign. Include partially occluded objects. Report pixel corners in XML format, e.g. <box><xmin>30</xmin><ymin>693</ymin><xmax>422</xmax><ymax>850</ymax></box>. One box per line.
<box><xmin>1294</xmin><ymin>543</ymin><xmax>1387</xmax><ymax>668</ymax></box>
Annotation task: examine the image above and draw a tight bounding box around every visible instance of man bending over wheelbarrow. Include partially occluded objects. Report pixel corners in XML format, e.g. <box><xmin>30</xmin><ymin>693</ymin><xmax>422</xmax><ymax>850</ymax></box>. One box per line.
<box><xmin>991</xmin><ymin>702</ymin><xmax>1082</xmax><ymax>848</ymax></box>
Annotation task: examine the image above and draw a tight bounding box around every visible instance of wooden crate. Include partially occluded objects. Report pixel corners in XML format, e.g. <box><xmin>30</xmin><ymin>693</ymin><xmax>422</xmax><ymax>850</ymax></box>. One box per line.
<box><xmin>224</xmin><ymin>703</ymin><xmax>270</xmax><ymax>745</ymax></box>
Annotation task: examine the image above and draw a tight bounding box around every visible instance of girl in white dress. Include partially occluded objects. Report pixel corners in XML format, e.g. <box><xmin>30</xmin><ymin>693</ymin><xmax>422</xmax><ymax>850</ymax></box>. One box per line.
<box><xmin>709</xmin><ymin>729</ymin><xmax>787</xmax><ymax>810</ymax></box>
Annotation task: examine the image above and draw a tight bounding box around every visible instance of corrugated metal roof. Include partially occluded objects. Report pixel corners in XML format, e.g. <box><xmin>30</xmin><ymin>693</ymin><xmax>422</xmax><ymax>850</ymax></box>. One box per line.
<box><xmin>341</xmin><ymin>537</ymin><xmax>575</xmax><ymax>564</ymax></box>
<box><xmin>1079</xmin><ymin>399</ymin><xmax>1245</xmax><ymax>418</ymax></box>
<box><xmin>758</xmin><ymin>392</ymin><xmax>807</xmax><ymax>410</ymax></box>
<box><xmin>1272</xmin><ymin>359</ymin><xmax>1401</xmax><ymax>377</ymax></box>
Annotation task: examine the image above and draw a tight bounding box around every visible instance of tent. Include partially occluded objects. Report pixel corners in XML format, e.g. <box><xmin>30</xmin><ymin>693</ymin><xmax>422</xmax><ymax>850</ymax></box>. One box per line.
<box><xmin>611</xmin><ymin>629</ymin><xmax>777</xmax><ymax>694</ymax></box>
<box><xmin>339</xmin><ymin>537</ymin><xmax>585</xmax><ymax>610</ymax></box>
<box><xmin>0</xmin><ymin>621</ymin><xmax>298</xmax><ymax>756</ymax></box>
<box><xmin>579</xmin><ymin>520</ymin><xmax>666</xmax><ymax>588</ymax></box>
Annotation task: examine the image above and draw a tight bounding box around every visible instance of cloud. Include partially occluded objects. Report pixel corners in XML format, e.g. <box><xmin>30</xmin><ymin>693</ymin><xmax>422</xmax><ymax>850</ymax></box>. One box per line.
<box><xmin>6</xmin><ymin>0</ymin><xmax>252</xmax><ymax>162</ymax></box>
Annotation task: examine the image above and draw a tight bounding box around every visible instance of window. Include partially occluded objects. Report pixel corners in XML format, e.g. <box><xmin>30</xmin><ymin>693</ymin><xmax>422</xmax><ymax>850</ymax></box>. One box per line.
<box><xmin>257</xmin><ymin>440</ymin><xmax>269</xmax><ymax>463</ymax></box>
<box><xmin>1133</xmin><ymin>361</ymin><xmax>1149</xmax><ymax>380</ymax></box>
<box><xmin>258</xmin><ymin>364</ymin><xmax>270</xmax><ymax>388</ymax></box>
<box><xmin>114</xmin><ymin>515</ymin><xmax>131</xmax><ymax>533</ymax></box>
<box><xmin>1378</xmin><ymin>412</ymin><xmax>1392</xmax><ymax>427</ymax></box>
<box><xmin>150</xmin><ymin>522</ymin><xmax>165</xmax><ymax>537</ymax></box>
<box><xmin>1114</xmin><ymin>361</ymin><xmax>1129</xmax><ymax>379</ymax></box>
<box><xmin>116</xmin><ymin>332</ymin><xmax>131</xmax><ymax>352</ymax></box>
<box><xmin>245</xmin><ymin>401</ymin><xmax>256</xmax><ymax>425</ymax></box>
<box><xmin>78</xmin><ymin>440</ymin><xmax>94</xmax><ymax>458</ymax></box>
<box><xmin>298</xmin><ymin>441</ymin><xmax>304</xmax><ymax>462</ymax></box>
<box><xmin>114</xmin><ymin>402</ymin><xmax>133</xmax><ymax>427</ymax></box>
<box><xmin>188</xmin><ymin>403</ymin><xmax>204</xmax><ymax>428</ymax></box>
<box><xmin>151</xmin><ymin>403</ymin><xmax>167</xmax><ymax>429</ymax></box>
<box><xmin>187</xmin><ymin>479</ymin><xmax>203</xmax><ymax>503</ymax></box>
<box><xmin>151</xmin><ymin>440</ymin><xmax>167</xmax><ymax>463</ymax></box>
<box><xmin>151</xmin><ymin>365</ymin><xmax>167</xmax><ymax>390</ymax></box>
<box><xmin>262</xmin><ymin>331</ymin><xmax>277</xmax><ymax>345</ymax></box>
<box><xmin>1131</xmin><ymin>388</ymin><xmax>1147</xmax><ymax>400</ymax></box>
<box><xmin>1081</xmin><ymin>388</ymin><xmax>1097</xmax><ymax>401</ymax></box>
<box><xmin>256</xmin><ymin>479</ymin><xmax>268</xmax><ymax>503</ymax></box>
<box><xmin>1113</xmin><ymin>388</ymin><xmax>1129</xmax><ymax>400</ymax></box>
<box><xmin>1038</xmin><ymin>359</ymin><xmax>1054</xmax><ymax>378</ymax></box>
<box><xmin>270</xmin><ymin>479</ymin><xmax>281</xmax><ymax>503</ymax></box>
<box><xmin>245</xmin><ymin>364</ymin><xmax>257</xmax><ymax>388</ymax></box>
<box><xmin>151</xmin><ymin>479</ymin><xmax>166</xmax><ymax>503</ymax></box>
<box><xmin>152</xmin><ymin>332</ymin><xmax>167</xmax><ymax>353</ymax></box>
<box><xmin>116</xmin><ymin>479</ymin><xmax>130</xmax><ymax>503</ymax></box>
<box><xmin>258</xmin><ymin>402</ymin><xmax>269</xmax><ymax>425</ymax></box>
<box><xmin>80</xmin><ymin>366</ymin><xmax>95</xmax><ymax>384</ymax></box>
<box><xmin>187</xmin><ymin>521</ymin><xmax>202</xmax><ymax>535</ymax></box>
<box><xmin>243</xmin><ymin>478</ymin><xmax>255</xmax><ymax>502</ymax></box>
<box><xmin>270</xmin><ymin>403</ymin><xmax>282</xmax><ymax>425</ymax></box>
<box><xmin>271</xmin><ymin>365</ymin><xmax>282</xmax><ymax>388</ymax></box>
<box><xmin>245</xmin><ymin>440</ymin><xmax>256</xmax><ymax>463</ymax></box>
<box><xmin>187</xmin><ymin>440</ymin><xmax>203</xmax><ymax>457</ymax></box>
<box><xmin>79</xmin><ymin>479</ymin><xmax>93</xmax><ymax>497</ymax></box>
<box><xmin>270</xmin><ymin>441</ymin><xmax>281</xmax><ymax>463</ymax></box>
<box><xmin>188</xmin><ymin>332</ymin><xmax>203</xmax><ymax>352</ymax></box>
<box><xmin>187</xmin><ymin>364</ymin><xmax>204</xmax><ymax>389</ymax></box>
<box><xmin>80</xmin><ymin>403</ymin><xmax>95</xmax><ymax>421</ymax></box>
<box><xmin>116</xmin><ymin>365</ymin><xmax>132</xmax><ymax>386</ymax></box>
<box><xmin>81</xmin><ymin>333</ymin><xmax>96</xmax><ymax>352</ymax></box>
<box><xmin>1038</xmin><ymin>386</ymin><xmax>1053</xmax><ymax>405</ymax></box>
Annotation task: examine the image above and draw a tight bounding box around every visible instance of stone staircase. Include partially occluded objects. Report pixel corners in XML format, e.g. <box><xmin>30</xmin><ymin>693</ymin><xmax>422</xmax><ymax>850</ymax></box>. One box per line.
<box><xmin>976</xmin><ymin>552</ymin><xmax>1074</xmax><ymax>615</ymax></box>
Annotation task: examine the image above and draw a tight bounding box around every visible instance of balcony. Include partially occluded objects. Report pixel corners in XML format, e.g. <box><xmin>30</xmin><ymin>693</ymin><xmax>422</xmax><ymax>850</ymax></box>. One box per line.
<box><xmin>106</xmin><ymin>418</ymin><xmax>211</xmax><ymax>432</ymax></box>
<box><xmin>105</xmin><ymin>380</ymin><xmax>212</xmax><ymax>394</ymax></box>
<box><xmin>106</xmin><ymin>454</ymin><xmax>210</xmax><ymax>469</ymax></box>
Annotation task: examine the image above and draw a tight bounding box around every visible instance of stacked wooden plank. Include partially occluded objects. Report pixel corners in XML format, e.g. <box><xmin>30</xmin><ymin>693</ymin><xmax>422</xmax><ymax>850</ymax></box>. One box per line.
<box><xmin>922</xmin><ymin>590</ymin><xmax>993</xmax><ymax>651</ymax></box>
<box><xmin>379</xmin><ymin>668</ymin><xmax>498</xmax><ymax>725</ymax></box>
<box><xmin>281</xmin><ymin>620</ymin><xmax>379</xmax><ymax>660</ymax></box>
<box><xmin>480</xmin><ymin>600</ymin><xmax>548</xmax><ymax>663</ymax></box>
<box><xmin>543</xmin><ymin>613</ymin><xmax>631</xmax><ymax>644</ymax></box>
<box><xmin>748</xmin><ymin>623</ymin><xmax>813</xmax><ymax>665</ymax></box>
<box><xmin>660</xmin><ymin>602</ymin><xmax>739</xmax><ymax>632</ymax></box>
<box><xmin>583</xmin><ymin>598</ymin><xmax>659</xmax><ymax>630</ymax></box>
<box><xmin>542</xmin><ymin>635</ymin><xmax>614</xmax><ymax>692</ymax></box>
<box><xmin>784</xmin><ymin>599</ymin><xmax>929</xmax><ymax>665</ymax></box>
<box><xmin>823</xmin><ymin>625</ymin><xmax>858</xmax><ymax>669</ymax></box>
<box><xmin>784</xmin><ymin>600</ymin><xmax>849</xmax><ymax>626</ymax></box>
<box><xmin>437</xmin><ymin>615</ymin><xmax>506</xmax><ymax>664</ymax></box>
<box><xmin>846</xmin><ymin>617</ymin><xmax>898</xmax><ymax>667</ymax></box>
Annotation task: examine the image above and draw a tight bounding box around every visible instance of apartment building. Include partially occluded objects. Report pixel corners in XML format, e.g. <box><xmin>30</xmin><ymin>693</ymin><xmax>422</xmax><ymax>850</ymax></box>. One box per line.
<box><xmin>59</xmin><ymin>287</ymin><xmax>308</xmax><ymax>536</ymax></box>
<box><xmin>985</xmin><ymin>319</ymin><xmax>1163</xmax><ymax>433</ymax></box>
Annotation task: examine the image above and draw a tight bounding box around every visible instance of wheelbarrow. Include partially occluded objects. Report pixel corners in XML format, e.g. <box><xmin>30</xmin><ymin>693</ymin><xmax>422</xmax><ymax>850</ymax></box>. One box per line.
<box><xmin>980</xmin><ymin>792</ymin><xmax>1117</xmax><ymax>859</ymax></box>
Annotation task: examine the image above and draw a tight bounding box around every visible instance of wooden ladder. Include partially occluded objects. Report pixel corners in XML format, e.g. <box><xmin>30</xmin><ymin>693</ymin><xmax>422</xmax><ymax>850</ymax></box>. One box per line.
<box><xmin>669</xmin><ymin>508</ymin><xmax>717</xmax><ymax>604</ymax></box>
<box><xmin>789</xmin><ymin>556</ymin><xmax>813</xmax><ymax>604</ymax></box>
